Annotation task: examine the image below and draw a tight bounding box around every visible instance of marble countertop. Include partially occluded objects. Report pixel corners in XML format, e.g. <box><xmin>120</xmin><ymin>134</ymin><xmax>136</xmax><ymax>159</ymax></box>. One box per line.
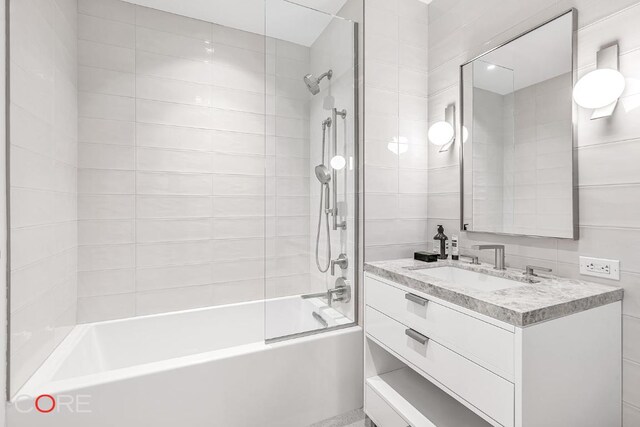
<box><xmin>364</xmin><ymin>258</ymin><xmax>623</xmax><ymax>327</ymax></box>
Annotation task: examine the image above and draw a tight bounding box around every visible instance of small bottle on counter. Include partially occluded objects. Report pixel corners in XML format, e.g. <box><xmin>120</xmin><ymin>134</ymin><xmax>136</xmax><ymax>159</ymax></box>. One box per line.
<box><xmin>451</xmin><ymin>235</ymin><xmax>459</xmax><ymax>260</ymax></box>
<box><xmin>433</xmin><ymin>225</ymin><xmax>448</xmax><ymax>260</ymax></box>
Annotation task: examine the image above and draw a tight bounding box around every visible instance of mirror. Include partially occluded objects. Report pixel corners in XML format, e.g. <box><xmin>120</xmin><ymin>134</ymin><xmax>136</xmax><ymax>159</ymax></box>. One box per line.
<box><xmin>460</xmin><ymin>10</ymin><xmax>576</xmax><ymax>239</ymax></box>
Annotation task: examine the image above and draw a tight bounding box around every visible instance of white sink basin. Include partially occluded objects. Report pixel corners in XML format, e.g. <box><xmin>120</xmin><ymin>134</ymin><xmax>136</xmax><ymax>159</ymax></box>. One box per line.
<box><xmin>414</xmin><ymin>266</ymin><xmax>525</xmax><ymax>292</ymax></box>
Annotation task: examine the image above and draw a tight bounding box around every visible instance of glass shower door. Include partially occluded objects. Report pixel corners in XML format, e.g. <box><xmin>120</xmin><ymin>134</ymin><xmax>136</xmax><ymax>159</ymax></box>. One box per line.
<box><xmin>264</xmin><ymin>0</ymin><xmax>358</xmax><ymax>341</ymax></box>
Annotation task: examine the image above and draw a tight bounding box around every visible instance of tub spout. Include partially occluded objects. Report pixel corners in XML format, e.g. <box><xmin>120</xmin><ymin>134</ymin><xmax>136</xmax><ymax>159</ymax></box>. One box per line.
<box><xmin>301</xmin><ymin>278</ymin><xmax>351</xmax><ymax>307</ymax></box>
<box><xmin>301</xmin><ymin>292</ymin><xmax>327</xmax><ymax>300</ymax></box>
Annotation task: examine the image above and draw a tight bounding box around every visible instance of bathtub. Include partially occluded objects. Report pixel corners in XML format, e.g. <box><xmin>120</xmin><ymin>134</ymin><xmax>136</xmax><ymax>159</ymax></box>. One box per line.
<box><xmin>8</xmin><ymin>296</ymin><xmax>363</xmax><ymax>427</ymax></box>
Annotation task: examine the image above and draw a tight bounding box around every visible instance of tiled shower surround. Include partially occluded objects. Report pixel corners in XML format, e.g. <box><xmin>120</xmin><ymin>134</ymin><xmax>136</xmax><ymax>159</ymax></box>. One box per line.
<box><xmin>9</xmin><ymin>0</ymin><xmax>78</xmax><ymax>397</ymax></box>
<box><xmin>77</xmin><ymin>0</ymin><xmax>313</xmax><ymax>322</ymax></box>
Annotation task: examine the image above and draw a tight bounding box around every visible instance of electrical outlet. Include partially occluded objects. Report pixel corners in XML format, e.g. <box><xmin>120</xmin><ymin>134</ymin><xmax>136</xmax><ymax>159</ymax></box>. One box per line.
<box><xmin>579</xmin><ymin>257</ymin><xmax>620</xmax><ymax>280</ymax></box>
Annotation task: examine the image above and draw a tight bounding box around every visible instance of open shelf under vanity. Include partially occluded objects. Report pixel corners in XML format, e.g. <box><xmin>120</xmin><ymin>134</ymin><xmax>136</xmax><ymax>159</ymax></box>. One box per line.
<box><xmin>366</xmin><ymin>367</ymin><xmax>491</xmax><ymax>427</ymax></box>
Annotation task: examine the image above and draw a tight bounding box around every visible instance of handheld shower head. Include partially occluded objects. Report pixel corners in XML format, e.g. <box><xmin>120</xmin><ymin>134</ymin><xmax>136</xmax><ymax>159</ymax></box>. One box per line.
<box><xmin>314</xmin><ymin>164</ymin><xmax>331</xmax><ymax>184</ymax></box>
<box><xmin>303</xmin><ymin>70</ymin><xmax>333</xmax><ymax>95</ymax></box>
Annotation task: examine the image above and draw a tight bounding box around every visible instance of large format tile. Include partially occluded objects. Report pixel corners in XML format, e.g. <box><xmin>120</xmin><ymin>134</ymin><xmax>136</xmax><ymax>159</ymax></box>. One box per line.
<box><xmin>137</xmin><ymin>147</ymin><xmax>213</xmax><ymax>173</ymax></box>
<box><xmin>624</xmin><ymin>315</ymin><xmax>640</xmax><ymax>364</ymax></box>
<box><xmin>79</xmin><ymin>143</ymin><xmax>134</xmax><ymax>170</ymax></box>
<box><xmin>137</xmin><ymin>75</ymin><xmax>212</xmax><ymax>107</ymax></box>
<box><xmin>135</xmin><ymin>285</ymin><xmax>216</xmax><ymax>316</ymax></box>
<box><xmin>136</xmin><ymin>99</ymin><xmax>211</xmax><ymax>129</ymax></box>
<box><xmin>366</xmin><ymin>6</ymin><xmax>399</xmax><ymax>40</ymax></box>
<box><xmin>211</xmin><ymin>87</ymin><xmax>265</xmax><ymax>114</ymax></box>
<box><xmin>78</xmin><ymin>244</ymin><xmax>135</xmax><ymax>271</ymax></box>
<box><xmin>77</xmin><ymin>268</ymin><xmax>135</xmax><ymax>297</ymax></box>
<box><xmin>78</xmin><ymin>14</ymin><xmax>135</xmax><ymax>48</ymax></box>
<box><xmin>625</xmin><ymin>359</ymin><xmax>640</xmax><ymax>408</ymax></box>
<box><xmin>135</xmin><ymin>5</ymin><xmax>212</xmax><ymax>41</ymax></box>
<box><xmin>136</xmin><ymin>195</ymin><xmax>212</xmax><ymax>219</ymax></box>
<box><xmin>137</xmin><ymin>218</ymin><xmax>212</xmax><ymax>244</ymax></box>
<box><xmin>212</xmin><ymin>153</ymin><xmax>266</xmax><ymax>176</ymax></box>
<box><xmin>78</xmin><ymin>0</ymin><xmax>135</xmax><ymax>23</ymax></box>
<box><xmin>79</xmin><ymin>219</ymin><xmax>135</xmax><ymax>245</ymax></box>
<box><xmin>136</xmin><ymin>171</ymin><xmax>212</xmax><ymax>196</ymax></box>
<box><xmin>136</xmin><ymin>50</ymin><xmax>212</xmax><ymax>84</ymax></box>
<box><xmin>136</xmin><ymin>240</ymin><xmax>214</xmax><ymax>268</ymax></box>
<box><xmin>579</xmin><ymin>185</ymin><xmax>640</xmax><ymax>228</ymax></box>
<box><xmin>213</xmin><ymin>24</ymin><xmax>265</xmax><ymax>52</ymax></box>
<box><xmin>136</xmin><ymin>122</ymin><xmax>211</xmax><ymax>151</ymax></box>
<box><xmin>79</xmin><ymin>169</ymin><xmax>134</xmax><ymax>194</ymax></box>
<box><xmin>78</xmin><ymin>40</ymin><xmax>135</xmax><ymax>73</ymax></box>
<box><xmin>78</xmin><ymin>117</ymin><xmax>135</xmax><ymax>146</ymax></box>
<box><xmin>212</xmin><ymin>218</ymin><xmax>265</xmax><ymax>239</ymax></box>
<box><xmin>215</xmin><ymin>44</ymin><xmax>264</xmax><ymax>73</ymax></box>
<box><xmin>136</xmin><ymin>26</ymin><xmax>213</xmax><ymax>63</ymax></box>
<box><xmin>77</xmin><ymin>293</ymin><xmax>135</xmax><ymax>322</ymax></box>
<box><xmin>78</xmin><ymin>194</ymin><xmax>135</xmax><ymax>220</ymax></box>
<box><xmin>624</xmin><ymin>403</ymin><xmax>640</xmax><ymax>427</ymax></box>
<box><xmin>137</xmin><ymin>263</ymin><xmax>212</xmax><ymax>291</ymax></box>
<box><xmin>79</xmin><ymin>92</ymin><xmax>135</xmax><ymax>121</ymax></box>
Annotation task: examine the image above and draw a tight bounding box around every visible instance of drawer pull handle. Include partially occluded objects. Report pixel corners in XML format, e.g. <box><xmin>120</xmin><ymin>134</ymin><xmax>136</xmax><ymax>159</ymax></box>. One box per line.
<box><xmin>405</xmin><ymin>293</ymin><xmax>428</xmax><ymax>306</ymax></box>
<box><xmin>405</xmin><ymin>328</ymin><xmax>429</xmax><ymax>345</ymax></box>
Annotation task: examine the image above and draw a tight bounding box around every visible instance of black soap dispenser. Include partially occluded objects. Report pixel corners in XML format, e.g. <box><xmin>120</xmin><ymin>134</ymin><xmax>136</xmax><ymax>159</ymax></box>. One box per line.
<box><xmin>433</xmin><ymin>225</ymin><xmax>448</xmax><ymax>260</ymax></box>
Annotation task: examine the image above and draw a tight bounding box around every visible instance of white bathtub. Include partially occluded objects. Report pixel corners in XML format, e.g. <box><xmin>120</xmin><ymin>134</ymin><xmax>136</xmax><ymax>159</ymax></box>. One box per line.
<box><xmin>8</xmin><ymin>296</ymin><xmax>363</xmax><ymax>427</ymax></box>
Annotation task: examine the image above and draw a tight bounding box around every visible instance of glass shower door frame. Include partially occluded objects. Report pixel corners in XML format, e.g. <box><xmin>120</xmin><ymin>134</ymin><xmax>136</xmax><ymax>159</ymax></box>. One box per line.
<box><xmin>264</xmin><ymin>7</ymin><xmax>360</xmax><ymax>344</ymax></box>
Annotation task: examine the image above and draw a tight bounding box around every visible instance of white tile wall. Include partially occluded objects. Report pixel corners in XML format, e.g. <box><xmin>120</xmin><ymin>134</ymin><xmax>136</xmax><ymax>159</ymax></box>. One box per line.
<box><xmin>364</xmin><ymin>0</ymin><xmax>430</xmax><ymax>262</ymax></box>
<box><xmin>77</xmin><ymin>0</ymin><xmax>313</xmax><ymax>321</ymax></box>
<box><xmin>427</xmin><ymin>0</ymin><xmax>640</xmax><ymax>420</ymax></box>
<box><xmin>9</xmin><ymin>0</ymin><xmax>78</xmax><ymax>396</ymax></box>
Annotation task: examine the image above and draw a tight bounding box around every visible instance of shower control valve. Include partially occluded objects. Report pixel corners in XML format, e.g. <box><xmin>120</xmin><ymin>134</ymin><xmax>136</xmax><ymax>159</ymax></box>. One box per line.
<box><xmin>327</xmin><ymin>277</ymin><xmax>351</xmax><ymax>306</ymax></box>
<box><xmin>330</xmin><ymin>253</ymin><xmax>348</xmax><ymax>276</ymax></box>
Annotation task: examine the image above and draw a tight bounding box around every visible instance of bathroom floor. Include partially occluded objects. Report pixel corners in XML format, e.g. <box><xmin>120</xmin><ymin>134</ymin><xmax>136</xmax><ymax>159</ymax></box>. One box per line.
<box><xmin>310</xmin><ymin>409</ymin><xmax>371</xmax><ymax>427</ymax></box>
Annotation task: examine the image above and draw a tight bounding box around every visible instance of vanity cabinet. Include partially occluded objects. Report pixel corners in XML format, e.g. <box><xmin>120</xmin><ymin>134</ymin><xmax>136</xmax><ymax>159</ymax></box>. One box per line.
<box><xmin>364</xmin><ymin>272</ymin><xmax>622</xmax><ymax>427</ymax></box>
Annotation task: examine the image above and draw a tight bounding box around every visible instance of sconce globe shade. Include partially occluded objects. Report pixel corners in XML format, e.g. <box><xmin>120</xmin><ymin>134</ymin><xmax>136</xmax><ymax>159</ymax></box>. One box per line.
<box><xmin>428</xmin><ymin>121</ymin><xmax>455</xmax><ymax>146</ymax></box>
<box><xmin>330</xmin><ymin>155</ymin><xmax>346</xmax><ymax>170</ymax></box>
<box><xmin>573</xmin><ymin>69</ymin><xmax>625</xmax><ymax>109</ymax></box>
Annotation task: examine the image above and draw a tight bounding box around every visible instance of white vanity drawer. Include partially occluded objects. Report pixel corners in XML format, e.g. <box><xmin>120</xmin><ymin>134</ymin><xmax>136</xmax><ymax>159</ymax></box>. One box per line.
<box><xmin>365</xmin><ymin>384</ymin><xmax>409</xmax><ymax>427</ymax></box>
<box><xmin>366</xmin><ymin>275</ymin><xmax>515</xmax><ymax>380</ymax></box>
<box><xmin>366</xmin><ymin>306</ymin><xmax>514</xmax><ymax>427</ymax></box>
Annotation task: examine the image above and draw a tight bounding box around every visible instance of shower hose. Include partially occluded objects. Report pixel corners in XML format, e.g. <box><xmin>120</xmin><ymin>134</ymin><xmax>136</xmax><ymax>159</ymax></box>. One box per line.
<box><xmin>315</xmin><ymin>124</ymin><xmax>331</xmax><ymax>273</ymax></box>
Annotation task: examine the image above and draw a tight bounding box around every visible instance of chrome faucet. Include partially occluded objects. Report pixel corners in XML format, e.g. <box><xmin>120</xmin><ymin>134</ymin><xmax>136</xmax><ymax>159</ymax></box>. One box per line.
<box><xmin>472</xmin><ymin>244</ymin><xmax>506</xmax><ymax>270</ymax></box>
<box><xmin>300</xmin><ymin>278</ymin><xmax>351</xmax><ymax>307</ymax></box>
<box><xmin>330</xmin><ymin>253</ymin><xmax>348</xmax><ymax>276</ymax></box>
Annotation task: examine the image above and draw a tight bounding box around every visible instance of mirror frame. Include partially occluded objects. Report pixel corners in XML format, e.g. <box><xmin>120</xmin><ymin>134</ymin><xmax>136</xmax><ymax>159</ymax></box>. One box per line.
<box><xmin>458</xmin><ymin>8</ymin><xmax>579</xmax><ymax>240</ymax></box>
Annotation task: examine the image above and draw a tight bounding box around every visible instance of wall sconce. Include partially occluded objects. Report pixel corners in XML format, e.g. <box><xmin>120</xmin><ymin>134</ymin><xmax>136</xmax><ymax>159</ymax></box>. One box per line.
<box><xmin>573</xmin><ymin>44</ymin><xmax>626</xmax><ymax>119</ymax></box>
<box><xmin>428</xmin><ymin>104</ymin><xmax>455</xmax><ymax>152</ymax></box>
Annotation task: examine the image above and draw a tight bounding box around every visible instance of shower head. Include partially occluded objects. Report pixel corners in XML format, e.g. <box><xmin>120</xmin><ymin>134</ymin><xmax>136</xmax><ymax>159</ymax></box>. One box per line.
<box><xmin>314</xmin><ymin>164</ymin><xmax>331</xmax><ymax>184</ymax></box>
<box><xmin>304</xmin><ymin>70</ymin><xmax>333</xmax><ymax>95</ymax></box>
